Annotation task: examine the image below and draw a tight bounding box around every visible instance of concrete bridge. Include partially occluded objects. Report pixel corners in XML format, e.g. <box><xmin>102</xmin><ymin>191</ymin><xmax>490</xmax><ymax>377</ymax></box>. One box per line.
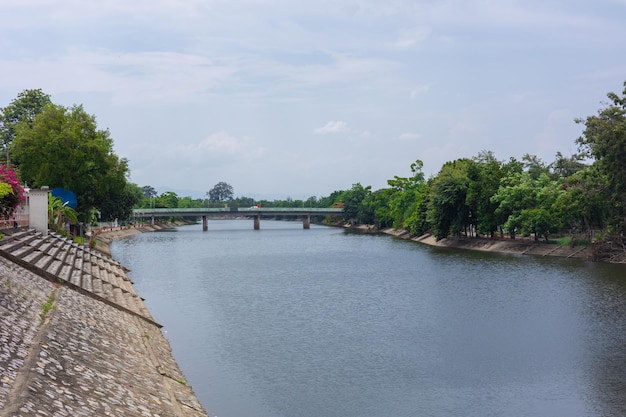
<box><xmin>132</xmin><ymin>207</ymin><xmax>344</xmax><ymax>231</ymax></box>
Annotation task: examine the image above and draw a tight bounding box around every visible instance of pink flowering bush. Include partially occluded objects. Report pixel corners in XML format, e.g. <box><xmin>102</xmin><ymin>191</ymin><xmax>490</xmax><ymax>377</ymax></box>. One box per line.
<box><xmin>0</xmin><ymin>164</ymin><xmax>26</xmax><ymax>217</ymax></box>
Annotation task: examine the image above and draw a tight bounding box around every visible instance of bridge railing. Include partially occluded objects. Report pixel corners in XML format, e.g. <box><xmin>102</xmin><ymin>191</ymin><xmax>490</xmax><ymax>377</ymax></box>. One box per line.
<box><xmin>132</xmin><ymin>207</ymin><xmax>344</xmax><ymax>217</ymax></box>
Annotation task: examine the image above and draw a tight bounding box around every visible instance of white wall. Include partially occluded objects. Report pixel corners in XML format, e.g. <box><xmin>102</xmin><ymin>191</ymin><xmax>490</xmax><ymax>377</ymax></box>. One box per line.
<box><xmin>29</xmin><ymin>189</ymin><xmax>49</xmax><ymax>236</ymax></box>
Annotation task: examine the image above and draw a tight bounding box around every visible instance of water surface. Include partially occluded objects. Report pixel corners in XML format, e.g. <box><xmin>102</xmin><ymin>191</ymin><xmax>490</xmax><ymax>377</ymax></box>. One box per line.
<box><xmin>111</xmin><ymin>221</ymin><xmax>626</xmax><ymax>417</ymax></box>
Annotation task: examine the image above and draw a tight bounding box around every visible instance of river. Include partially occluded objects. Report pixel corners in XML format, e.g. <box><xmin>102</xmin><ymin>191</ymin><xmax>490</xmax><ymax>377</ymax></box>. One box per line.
<box><xmin>110</xmin><ymin>220</ymin><xmax>626</xmax><ymax>417</ymax></box>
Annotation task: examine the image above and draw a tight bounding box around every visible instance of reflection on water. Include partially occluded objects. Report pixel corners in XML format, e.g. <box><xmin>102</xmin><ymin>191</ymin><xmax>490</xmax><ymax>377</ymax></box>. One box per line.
<box><xmin>112</xmin><ymin>221</ymin><xmax>626</xmax><ymax>417</ymax></box>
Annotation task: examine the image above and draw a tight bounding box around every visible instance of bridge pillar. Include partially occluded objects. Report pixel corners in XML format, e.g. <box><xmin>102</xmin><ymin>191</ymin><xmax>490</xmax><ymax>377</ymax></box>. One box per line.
<box><xmin>303</xmin><ymin>214</ymin><xmax>310</xmax><ymax>229</ymax></box>
<box><xmin>253</xmin><ymin>214</ymin><xmax>260</xmax><ymax>230</ymax></box>
<box><xmin>151</xmin><ymin>216</ymin><xmax>155</xmax><ymax>226</ymax></box>
<box><xmin>202</xmin><ymin>215</ymin><xmax>208</xmax><ymax>231</ymax></box>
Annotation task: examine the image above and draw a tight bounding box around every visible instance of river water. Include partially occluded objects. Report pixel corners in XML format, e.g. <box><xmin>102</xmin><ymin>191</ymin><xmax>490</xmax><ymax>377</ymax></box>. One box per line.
<box><xmin>110</xmin><ymin>221</ymin><xmax>626</xmax><ymax>417</ymax></box>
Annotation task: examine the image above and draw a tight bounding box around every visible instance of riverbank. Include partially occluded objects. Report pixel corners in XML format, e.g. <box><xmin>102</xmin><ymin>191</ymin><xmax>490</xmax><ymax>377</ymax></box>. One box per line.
<box><xmin>347</xmin><ymin>224</ymin><xmax>597</xmax><ymax>261</ymax></box>
<box><xmin>97</xmin><ymin>222</ymin><xmax>610</xmax><ymax>263</ymax></box>
<box><xmin>93</xmin><ymin>223</ymin><xmax>177</xmax><ymax>256</ymax></box>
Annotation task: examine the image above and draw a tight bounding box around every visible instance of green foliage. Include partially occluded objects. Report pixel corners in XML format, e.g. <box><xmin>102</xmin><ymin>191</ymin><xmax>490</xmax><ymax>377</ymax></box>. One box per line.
<box><xmin>340</xmin><ymin>183</ymin><xmax>372</xmax><ymax>224</ymax></box>
<box><xmin>0</xmin><ymin>89</ymin><xmax>52</xmax><ymax>164</ymax></box>
<box><xmin>385</xmin><ymin>160</ymin><xmax>427</xmax><ymax>231</ymax></box>
<box><xmin>154</xmin><ymin>191</ymin><xmax>180</xmax><ymax>208</ymax></box>
<box><xmin>11</xmin><ymin>103</ymin><xmax>133</xmax><ymax>221</ymax></box>
<box><xmin>576</xmin><ymin>80</ymin><xmax>626</xmax><ymax>233</ymax></box>
<box><xmin>427</xmin><ymin>159</ymin><xmax>471</xmax><ymax>240</ymax></box>
<box><xmin>40</xmin><ymin>290</ymin><xmax>57</xmax><ymax>323</ymax></box>
<box><xmin>207</xmin><ymin>181</ymin><xmax>234</xmax><ymax>203</ymax></box>
<box><xmin>48</xmin><ymin>194</ymin><xmax>79</xmax><ymax>232</ymax></box>
<box><xmin>0</xmin><ymin>183</ymin><xmax>12</xmax><ymax>201</ymax></box>
<box><xmin>141</xmin><ymin>185</ymin><xmax>157</xmax><ymax>199</ymax></box>
<box><xmin>466</xmin><ymin>152</ymin><xmax>509</xmax><ymax>237</ymax></box>
<box><xmin>553</xmin><ymin>165</ymin><xmax>607</xmax><ymax>234</ymax></box>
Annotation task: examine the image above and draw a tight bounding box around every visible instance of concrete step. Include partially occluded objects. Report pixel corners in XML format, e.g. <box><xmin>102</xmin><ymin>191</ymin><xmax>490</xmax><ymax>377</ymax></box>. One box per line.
<box><xmin>69</xmin><ymin>266</ymin><xmax>82</xmax><ymax>287</ymax></box>
<box><xmin>102</xmin><ymin>282</ymin><xmax>113</xmax><ymax>299</ymax></box>
<box><xmin>57</xmin><ymin>245</ymin><xmax>78</xmax><ymax>280</ymax></box>
<box><xmin>113</xmin><ymin>287</ymin><xmax>128</xmax><ymax>309</ymax></box>
<box><xmin>5</xmin><ymin>232</ymin><xmax>45</xmax><ymax>257</ymax></box>
<box><xmin>91</xmin><ymin>275</ymin><xmax>103</xmax><ymax>296</ymax></box>
<box><xmin>0</xmin><ymin>230</ymin><xmax>159</xmax><ymax>326</ymax></box>
<box><xmin>81</xmin><ymin>274</ymin><xmax>93</xmax><ymax>292</ymax></box>
<box><xmin>0</xmin><ymin>230</ymin><xmax>33</xmax><ymax>249</ymax></box>
<box><xmin>23</xmin><ymin>238</ymin><xmax>55</xmax><ymax>264</ymax></box>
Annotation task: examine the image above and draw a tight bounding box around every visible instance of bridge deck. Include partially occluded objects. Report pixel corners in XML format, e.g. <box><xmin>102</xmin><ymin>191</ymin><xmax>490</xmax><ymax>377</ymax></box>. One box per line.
<box><xmin>133</xmin><ymin>207</ymin><xmax>344</xmax><ymax>218</ymax></box>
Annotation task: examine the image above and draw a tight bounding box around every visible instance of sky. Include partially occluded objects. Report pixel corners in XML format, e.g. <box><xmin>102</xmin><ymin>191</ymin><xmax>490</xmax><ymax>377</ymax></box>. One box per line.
<box><xmin>1</xmin><ymin>0</ymin><xmax>625</xmax><ymax>200</ymax></box>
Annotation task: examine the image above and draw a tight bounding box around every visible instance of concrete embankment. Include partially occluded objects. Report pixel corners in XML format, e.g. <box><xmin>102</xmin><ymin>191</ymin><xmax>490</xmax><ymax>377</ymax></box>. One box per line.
<box><xmin>0</xmin><ymin>226</ymin><xmax>209</xmax><ymax>417</ymax></box>
<box><xmin>348</xmin><ymin>224</ymin><xmax>594</xmax><ymax>261</ymax></box>
<box><xmin>93</xmin><ymin>224</ymin><xmax>168</xmax><ymax>256</ymax></box>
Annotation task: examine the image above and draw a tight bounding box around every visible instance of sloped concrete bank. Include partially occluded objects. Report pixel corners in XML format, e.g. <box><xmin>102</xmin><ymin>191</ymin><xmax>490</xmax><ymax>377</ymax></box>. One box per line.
<box><xmin>348</xmin><ymin>225</ymin><xmax>595</xmax><ymax>261</ymax></box>
<box><xmin>93</xmin><ymin>224</ymin><xmax>167</xmax><ymax>256</ymax></box>
<box><xmin>0</xmin><ymin>227</ymin><xmax>209</xmax><ymax>417</ymax></box>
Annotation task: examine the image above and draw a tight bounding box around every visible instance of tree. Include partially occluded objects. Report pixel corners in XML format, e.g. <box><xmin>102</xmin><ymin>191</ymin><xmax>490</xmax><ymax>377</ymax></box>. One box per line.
<box><xmin>0</xmin><ymin>89</ymin><xmax>52</xmax><ymax>164</ymax></box>
<box><xmin>11</xmin><ymin>103</ymin><xmax>133</xmax><ymax>221</ymax></box>
<box><xmin>141</xmin><ymin>185</ymin><xmax>157</xmax><ymax>199</ymax></box>
<box><xmin>427</xmin><ymin>159</ymin><xmax>471</xmax><ymax>240</ymax></box>
<box><xmin>551</xmin><ymin>151</ymin><xmax>587</xmax><ymax>179</ymax></box>
<box><xmin>341</xmin><ymin>183</ymin><xmax>372</xmax><ymax>224</ymax></box>
<box><xmin>491</xmin><ymin>172</ymin><xmax>563</xmax><ymax>240</ymax></box>
<box><xmin>207</xmin><ymin>181</ymin><xmax>234</xmax><ymax>203</ymax></box>
<box><xmin>386</xmin><ymin>160</ymin><xmax>428</xmax><ymax>232</ymax></box>
<box><xmin>553</xmin><ymin>165</ymin><xmax>608</xmax><ymax>235</ymax></box>
<box><xmin>576</xmin><ymin>80</ymin><xmax>626</xmax><ymax>233</ymax></box>
<box><xmin>155</xmin><ymin>191</ymin><xmax>180</xmax><ymax>208</ymax></box>
<box><xmin>466</xmin><ymin>151</ymin><xmax>505</xmax><ymax>238</ymax></box>
<box><xmin>522</xmin><ymin>154</ymin><xmax>549</xmax><ymax>180</ymax></box>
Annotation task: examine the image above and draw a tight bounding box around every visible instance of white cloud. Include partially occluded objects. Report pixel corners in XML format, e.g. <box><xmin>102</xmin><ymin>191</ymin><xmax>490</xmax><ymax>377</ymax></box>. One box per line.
<box><xmin>393</xmin><ymin>26</ymin><xmax>432</xmax><ymax>49</ymax></box>
<box><xmin>314</xmin><ymin>121</ymin><xmax>350</xmax><ymax>134</ymax></box>
<box><xmin>398</xmin><ymin>132</ymin><xmax>422</xmax><ymax>141</ymax></box>
<box><xmin>410</xmin><ymin>84</ymin><xmax>430</xmax><ymax>99</ymax></box>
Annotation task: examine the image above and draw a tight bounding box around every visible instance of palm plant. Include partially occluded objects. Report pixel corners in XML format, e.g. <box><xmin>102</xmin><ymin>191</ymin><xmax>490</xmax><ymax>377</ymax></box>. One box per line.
<box><xmin>48</xmin><ymin>194</ymin><xmax>78</xmax><ymax>232</ymax></box>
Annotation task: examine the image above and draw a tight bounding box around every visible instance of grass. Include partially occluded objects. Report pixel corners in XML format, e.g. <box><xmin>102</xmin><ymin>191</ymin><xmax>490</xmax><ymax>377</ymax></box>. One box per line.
<box><xmin>40</xmin><ymin>291</ymin><xmax>57</xmax><ymax>323</ymax></box>
<box><xmin>554</xmin><ymin>236</ymin><xmax>591</xmax><ymax>247</ymax></box>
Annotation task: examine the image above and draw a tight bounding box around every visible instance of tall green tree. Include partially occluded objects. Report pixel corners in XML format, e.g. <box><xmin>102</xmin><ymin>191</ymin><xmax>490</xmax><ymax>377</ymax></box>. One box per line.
<box><xmin>553</xmin><ymin>165</ymin><xmax>607</xmax><ymax>235</ymax></box>
<box><xmin>386</xmin><ymin>160</ymin><xmax>428</xmax><ymax>232</ymax></box>
<box><xmin>155</xmin><ymin>191</ymin><xmax>180</xmax><ymax>208</ymax></box>
<box><xmin>207</xmin><ymin>181</ymin><xmax>234</xmax><ymax>203</ymax></box>
<box><xmin>466</xmin><ymin>151</ymin><xmax>506</xmax><ymax>238</ymax></box>
<box><xmin>576</xmin><ymin>81</ymin><xmax>626</xmax><ymax>233</ymax></box>
<box><xmin>427</xmin><ymin>159</ymin><xmax>471</xmax><ymax>240</ymax></box>
<box><xmin>341</xmin><ymin>183</ymin><xmax>372</xmax><ymax>224</ymax></box>
<box><xmin>551</xmin><ymin>151</ymin><xmax>587</xmax><ymax>179</ymax></box>
<box><xmin>491</xmin><ymin>172</ymin><xmax>563</xmax><ymax>240</ymax></box>
<box><xmin>11</xmin><ymin>103</ymin><xmax>134</xmax><ymax>221</ymax></box>
<box><xmin>0</xmin><ymin>89</ymin><xmax>52</xmax><ymax>164</ymax></box>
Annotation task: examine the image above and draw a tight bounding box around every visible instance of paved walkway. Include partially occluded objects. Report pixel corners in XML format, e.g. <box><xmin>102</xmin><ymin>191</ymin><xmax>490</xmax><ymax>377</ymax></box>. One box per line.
<box><xmin>0</xmin><ymin>229</ymin><xmax>209</xmax><ymax>417</ymax></box>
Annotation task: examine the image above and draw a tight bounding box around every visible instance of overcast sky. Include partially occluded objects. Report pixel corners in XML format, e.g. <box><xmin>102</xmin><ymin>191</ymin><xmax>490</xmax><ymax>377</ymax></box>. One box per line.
<box><xmin>1</xmin><ymin>0</ymin><xmax>625</xmax><ymax>200</ymax></box>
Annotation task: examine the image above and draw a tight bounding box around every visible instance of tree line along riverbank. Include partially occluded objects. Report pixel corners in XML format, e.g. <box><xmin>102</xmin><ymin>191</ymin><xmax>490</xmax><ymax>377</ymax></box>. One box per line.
<box><xmin>93</xmin><ymin>221</ymin><xmax>618</xmax><ymax>263</ymax></box>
